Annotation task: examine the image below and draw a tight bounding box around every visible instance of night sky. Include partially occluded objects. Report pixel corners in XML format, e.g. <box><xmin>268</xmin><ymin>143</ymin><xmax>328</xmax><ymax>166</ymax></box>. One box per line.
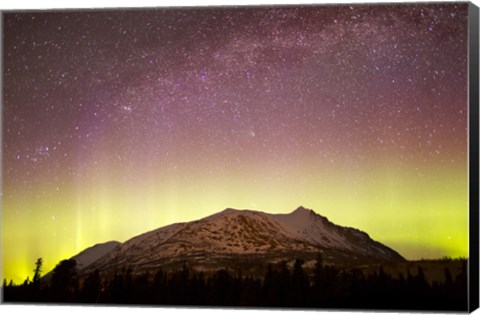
<box><xmin>2</xmin><ymin>3</ymin><xmax>469</xmax><ymax>283</ymax></box>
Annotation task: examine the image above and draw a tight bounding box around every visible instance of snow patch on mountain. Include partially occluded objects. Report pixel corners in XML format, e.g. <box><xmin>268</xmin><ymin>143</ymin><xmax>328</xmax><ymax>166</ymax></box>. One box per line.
<box><xmin>273</xmin><ymin>206</ymin><xmax>348</xmax><ymax>248</ymax></box>
<box><xmin>72</xmin><ymin>241</ymin><xmax>120</xmax><ymax>269</ymax></box>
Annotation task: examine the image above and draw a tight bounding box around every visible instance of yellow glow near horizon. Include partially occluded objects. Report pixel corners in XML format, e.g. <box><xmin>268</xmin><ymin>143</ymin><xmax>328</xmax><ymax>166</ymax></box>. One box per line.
<box><xmin>2</xmin><ymin>157</ymin><xmax>469</xmax><ymax>284</ymax></box>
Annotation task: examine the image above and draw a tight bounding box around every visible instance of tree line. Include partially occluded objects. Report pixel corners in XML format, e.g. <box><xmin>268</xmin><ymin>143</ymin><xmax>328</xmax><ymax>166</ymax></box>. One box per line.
<box><xmin>2</xmin><ymin>255</ymin><xmax>468</xmax><ymax>311</ymax></box>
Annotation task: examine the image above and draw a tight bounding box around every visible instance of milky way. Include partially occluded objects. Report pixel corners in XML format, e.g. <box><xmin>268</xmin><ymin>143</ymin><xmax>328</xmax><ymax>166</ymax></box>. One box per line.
<box><xmin>2</xmin><ymin>3</ymin><xmax>469</xmax><ymax>282</ymax></box>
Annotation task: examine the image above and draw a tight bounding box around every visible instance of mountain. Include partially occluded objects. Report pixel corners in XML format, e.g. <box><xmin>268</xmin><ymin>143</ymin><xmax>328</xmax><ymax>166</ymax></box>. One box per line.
<box><xmin>42</xmin><ymin>241</ymin><xmax>121</xmax><ymax>281</ymax></box>
<box><xmin>78</xmin><ymin>206</ymin><xmax>404</xmax><ymax>277</ymax></box>
<box><xmin>71</xmin><ymin>241</ymin><xmax>121</xmax><ymax>270</ymax></box>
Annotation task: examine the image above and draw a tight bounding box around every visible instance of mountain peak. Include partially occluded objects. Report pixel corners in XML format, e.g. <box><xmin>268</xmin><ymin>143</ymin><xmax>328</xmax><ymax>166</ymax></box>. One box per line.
<box><xmin>292</xmin><ymin>206</ymin><xmax>313</xmax><ymax>215</ymax></box>
<box><xmin>220</xmin><ymin>207</ymin><xmax>241</xmax><ymax>214</ymax></box>
<box><xmin>213</xmin><ymin>207</ymin><xmax>258</xmax><ymax>217</ymax></box>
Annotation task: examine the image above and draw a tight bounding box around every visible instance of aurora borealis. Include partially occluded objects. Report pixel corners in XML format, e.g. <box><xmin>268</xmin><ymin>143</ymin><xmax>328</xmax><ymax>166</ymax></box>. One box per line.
<box><xmin>2</xmin><ymin>3</ymin><xmax>469</xmax><ymax>283</ymax></box>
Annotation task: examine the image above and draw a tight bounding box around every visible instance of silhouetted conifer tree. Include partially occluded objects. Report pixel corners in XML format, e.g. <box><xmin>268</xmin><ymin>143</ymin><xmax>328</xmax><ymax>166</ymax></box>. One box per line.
<box><xmin>151</xmin><ymin>268</ymin><xmax>167</xmax><ymax>304</ymax></box>
<box><xmin>29</xmin><ymin>257</ymin><xmax>44</xmax><ymax>301</ymax></box>
<box><xmin>79</xmin><ymin>270</ymin><xmax>101</xmax><ymax>303</ymax></box>
<box><xmin>291</xmin><ymin>259</ymin><xmax>309</xmax><ymax>306</ymax></box>
<box><xmin>32</xmin><ymin>258</ymin><xmax>43</xmax><ymax>283</ymax></box>
<box><xmin>50</xmin><ymin>259</ymin><xmax>78</xmax><ymax>302</ymax></box>
<box><xmin>208</xmin><ymin>269</ymin><xmax>236</xmax><ymax>305</ymax></box>
<box><xmin>263</xmin><ymin>264</ymin><xmax>276</xmax><ymax>306</ymax></box>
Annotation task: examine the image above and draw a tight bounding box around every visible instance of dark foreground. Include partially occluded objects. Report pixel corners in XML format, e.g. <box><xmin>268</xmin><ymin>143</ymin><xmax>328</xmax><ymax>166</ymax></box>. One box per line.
<box><xmin>3</xmin><ymin>257</ymin><xmax>468</xmax><ymax>311</ymax></box>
